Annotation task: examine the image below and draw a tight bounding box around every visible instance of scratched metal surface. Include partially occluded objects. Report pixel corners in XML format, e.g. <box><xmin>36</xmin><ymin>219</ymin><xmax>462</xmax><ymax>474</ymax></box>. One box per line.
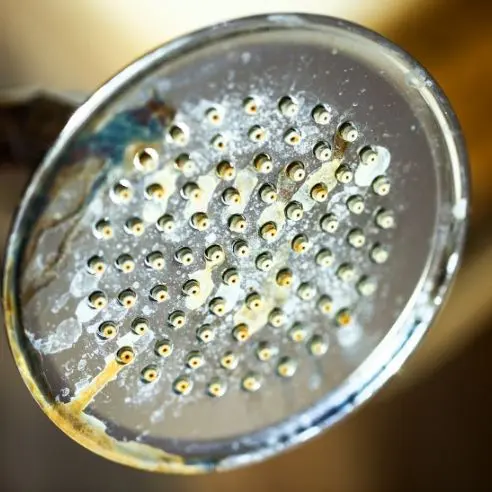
<box><xmin>3</xmin><ymin>15</ymin><xmax>468</xmax><ymax>471</ymax></box>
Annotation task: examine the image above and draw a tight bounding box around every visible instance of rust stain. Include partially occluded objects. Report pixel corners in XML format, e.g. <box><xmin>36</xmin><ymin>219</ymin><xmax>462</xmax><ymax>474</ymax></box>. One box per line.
<box><xmin>21</xmin><ymin>159</ymin><xmax>106</xmax><ymax>305</ymax></box>
<box><xmin>3</xmin><ymin>274</ymin><xmax>208</xmax><ymax>473</ymax></box>
<box><xmin>48</xmin><ymin>361</ymin><xmax>206</xmax><ymax>473</ymax></box>
<box><xmin>46</xmin><ymin>403</ymin><xmax>200</xmax><ymax>473</ymax></box>
<box><xmin>65</xmin><ymin>358</ymin><xmax>123</xmax><ymax>414</ymax></box>
<box><xmin>332</xmin><ymin>134</ymin><xmax>348</xmax><ymax>161</ymax></box>
<box><xmin>22</xmin><ymin>159</ymin><xmax>98</xmax><ymax>266</ymax></box>
<box><xmin>3</xmin><ymin>285</ymin><xmax>44</xmax><ymax>399</ymax></box>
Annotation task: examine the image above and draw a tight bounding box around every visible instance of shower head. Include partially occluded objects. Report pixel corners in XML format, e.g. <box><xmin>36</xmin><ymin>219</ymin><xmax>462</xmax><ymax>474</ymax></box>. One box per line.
<box><xmin>3</xmin><ymin>14</ymin><xmax>469</xmax><ymax>473</ymax></box>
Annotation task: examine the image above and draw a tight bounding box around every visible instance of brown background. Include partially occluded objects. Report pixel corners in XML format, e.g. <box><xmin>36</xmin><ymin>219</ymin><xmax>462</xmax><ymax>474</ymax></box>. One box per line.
<box><xmin>1</xmin><ymin>0</ymin><xmax>492</xmax><ymax>490</ymax></box>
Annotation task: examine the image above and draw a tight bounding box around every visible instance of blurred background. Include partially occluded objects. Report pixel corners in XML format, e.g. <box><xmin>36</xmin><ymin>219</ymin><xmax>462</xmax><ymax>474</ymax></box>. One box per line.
<box><xmin>1</xmin><ymin>0</ymin><xmax>492</xmax><ymax>490</ymax></box>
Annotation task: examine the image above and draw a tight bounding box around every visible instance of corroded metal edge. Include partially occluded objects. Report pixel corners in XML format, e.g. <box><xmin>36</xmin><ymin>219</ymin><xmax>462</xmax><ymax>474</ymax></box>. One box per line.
<box><xmin>3</xmin><ymin>258</ymin><xmax>211</xmax><ymax>474</ymax></box>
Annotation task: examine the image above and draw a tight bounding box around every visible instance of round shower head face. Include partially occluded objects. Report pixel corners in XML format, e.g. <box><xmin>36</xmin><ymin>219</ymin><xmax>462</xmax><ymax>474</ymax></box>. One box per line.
<box><xmin>3</xmin><ymin>14</ymin><xmax>468</xmax><ymax>472</ymax></box>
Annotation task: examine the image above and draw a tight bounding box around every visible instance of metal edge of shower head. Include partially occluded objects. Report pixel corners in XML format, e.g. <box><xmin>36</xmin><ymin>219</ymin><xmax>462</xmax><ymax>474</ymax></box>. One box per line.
<box><xmin>2</xmin><ymin>13</ymin><xmax>470</xmax><ymax>473</ymax></box>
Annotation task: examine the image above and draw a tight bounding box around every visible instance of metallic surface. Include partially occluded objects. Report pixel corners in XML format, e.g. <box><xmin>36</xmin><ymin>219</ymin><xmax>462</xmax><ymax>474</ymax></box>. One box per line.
<box><xmin>3</xmin><ymin>14</ymin><xmax>468</xmax><ymax>472</ymax></box>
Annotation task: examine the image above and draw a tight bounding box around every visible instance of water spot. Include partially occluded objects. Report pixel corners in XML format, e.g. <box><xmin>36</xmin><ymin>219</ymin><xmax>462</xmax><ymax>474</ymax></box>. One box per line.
<box><xmin>186</xmin><ymin>264</ymin><xmax>215</xmax><ymax>310</ymax></box>
<box><xmin>27</xmin><ymin>317</ymin><xmax>82</xmax><ymax>354</ymax></box>
<box><xmin>75</xmin><ymin>375</ymin><xmax>92</xmax><ymax>393</ymax></box>
<box><xmin>337</xmin><ymin>324</ymin><xmax>362</xmax><ymax>348</ymax></box>
<box><xmin>75</xmin><ymin>300</ymin><xmax>99</xmax><ymax>323</ymax></box>
<box><xmin>354</xmin><ymin>146</ymin><xmax>391</xmax><ymax>187</ymax></box>
<box><xmin>241</xmin><ymin>52</ymin><xmax>251</xmax><ymax>64</ymax></box>
<box><xmin>142</xmin><ymin>167</ymin><xmax>179</xmax><ymax>222</ymax></box>
<box><xmin>70</xmin><ymin>270</ymin><xmax>99</xmax><ymax>297</ymax></box>
<box><xmin>52</xmin><ymin>292</ymin><xmax>70</xmax><ymax>313</ymax></box>
<box><xmin>405</xmin><ymin>69</ymin><xmax>428</xmax><ymax>89</ymax></box>
<box><xmin>309</xmin><ymin>373</ymin><xmax>322</xmax><ymax>390</ymax></box>
<box><xmin>452</xmin><ymin>198</ymin><xmax>467</xmax><ymax>220</ymax></box>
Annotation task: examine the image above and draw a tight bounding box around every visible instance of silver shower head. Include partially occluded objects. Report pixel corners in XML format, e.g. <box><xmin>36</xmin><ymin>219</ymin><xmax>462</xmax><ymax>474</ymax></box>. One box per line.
<box><xmin>3</xmin><ymin>14</ymin><xmax>469</xmax><ymax>473</ymax></box>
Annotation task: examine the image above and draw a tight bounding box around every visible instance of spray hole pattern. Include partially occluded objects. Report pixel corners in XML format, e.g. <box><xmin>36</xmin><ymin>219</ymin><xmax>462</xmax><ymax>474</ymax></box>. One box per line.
<box><xmin>82</xmin><ymin>93</ymin><xmax>394</xmax><ymax>398</ymax></box>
